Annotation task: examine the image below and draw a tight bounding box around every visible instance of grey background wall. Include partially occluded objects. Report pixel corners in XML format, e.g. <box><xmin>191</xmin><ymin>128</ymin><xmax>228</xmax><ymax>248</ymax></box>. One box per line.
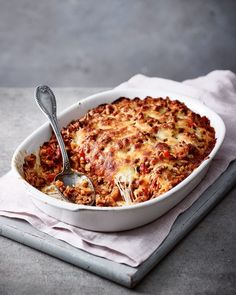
<box><xmin>0</xmin><ymin>0</ymin><xmax>235</xmax><ymax>87</ymax></box>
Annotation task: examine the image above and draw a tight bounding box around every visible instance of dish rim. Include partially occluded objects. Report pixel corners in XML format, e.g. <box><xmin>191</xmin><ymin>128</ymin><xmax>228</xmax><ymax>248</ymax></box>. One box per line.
<box><xmin>11</xmin><ymin>88</ymin><xmax>226</xmax><ymax>212</ymax></box>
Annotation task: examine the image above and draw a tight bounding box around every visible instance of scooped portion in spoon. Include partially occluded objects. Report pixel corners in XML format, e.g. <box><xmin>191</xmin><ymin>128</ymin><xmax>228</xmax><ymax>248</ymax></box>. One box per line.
<box><xmin>55</xmin><ymin>176</ymin><xmax>95</xmax><ymax>205</ymax></box>
<box><xmin>35</xmin><ymin>85</ymin><xmax>96</xmax><ymax>205</ymax></box>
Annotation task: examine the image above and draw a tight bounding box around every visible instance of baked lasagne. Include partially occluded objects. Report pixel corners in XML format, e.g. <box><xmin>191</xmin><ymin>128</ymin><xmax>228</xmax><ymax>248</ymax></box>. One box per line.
<box><xmin>23</xmin><ymin>96</ymin><xmax>216</xmax><ymax>206</ymax></box>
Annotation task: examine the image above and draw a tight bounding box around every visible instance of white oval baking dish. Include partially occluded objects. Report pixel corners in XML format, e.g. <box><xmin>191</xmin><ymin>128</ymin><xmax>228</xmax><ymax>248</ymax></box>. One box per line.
<box><xmin>11</xmin><ymin>88</ymin><xmax>225</xmax><ymax>232</ymax></box>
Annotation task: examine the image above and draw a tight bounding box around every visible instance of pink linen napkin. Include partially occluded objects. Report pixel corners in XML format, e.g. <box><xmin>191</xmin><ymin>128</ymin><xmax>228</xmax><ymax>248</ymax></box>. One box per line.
<box><xmin>0</xmin><ymin>70</ymin><xmax>235</xmax><ymax>267</ymax></box>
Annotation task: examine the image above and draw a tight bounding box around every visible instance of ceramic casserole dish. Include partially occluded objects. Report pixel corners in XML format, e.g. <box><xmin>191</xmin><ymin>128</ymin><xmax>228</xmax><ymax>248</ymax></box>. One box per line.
<box><xmin>11</xmin><ymin>88</ymin><xmax>225</xmax><ymax>232</ymax></box>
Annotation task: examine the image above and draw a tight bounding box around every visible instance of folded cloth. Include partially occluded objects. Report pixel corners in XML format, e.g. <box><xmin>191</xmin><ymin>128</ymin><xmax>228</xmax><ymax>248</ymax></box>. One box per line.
<box><xmin>0</xmin><ymin>70</ymin><xmax>235</xmax><ymax>267</ymax></box>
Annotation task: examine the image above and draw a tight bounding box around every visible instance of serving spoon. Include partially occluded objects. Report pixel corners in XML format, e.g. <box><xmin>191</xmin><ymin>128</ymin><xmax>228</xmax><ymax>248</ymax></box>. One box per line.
<box><xmin>35</xmin><ymin>85</ymin><xmax>95</xmax><ymax>205</ymax></box>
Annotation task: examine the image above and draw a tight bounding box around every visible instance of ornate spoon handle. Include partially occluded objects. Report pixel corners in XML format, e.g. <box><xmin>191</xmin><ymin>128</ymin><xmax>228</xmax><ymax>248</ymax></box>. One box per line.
<box><xmin>35</xmin><ymin>85</ymin><xmax>71</xmax><ymax>174</ymax></box>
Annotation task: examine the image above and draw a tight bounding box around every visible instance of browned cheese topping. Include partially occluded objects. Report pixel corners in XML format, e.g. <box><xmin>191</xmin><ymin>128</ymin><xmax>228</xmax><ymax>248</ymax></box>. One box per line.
<box><xmin>23</xmin><ymin>96</ymin><xmax>216</xmax><ymax>206</ymax></box>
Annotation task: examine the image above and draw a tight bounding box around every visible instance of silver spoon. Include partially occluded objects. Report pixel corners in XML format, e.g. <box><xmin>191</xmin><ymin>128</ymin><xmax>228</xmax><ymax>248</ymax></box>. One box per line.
<box><xmin>35</xmin><ymin>85</ymin><xmax>95</xmax><ymax>205</ymax></box>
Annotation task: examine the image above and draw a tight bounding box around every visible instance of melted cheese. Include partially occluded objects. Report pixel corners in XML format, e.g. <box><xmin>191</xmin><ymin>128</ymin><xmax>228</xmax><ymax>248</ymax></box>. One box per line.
<box><xmin>115</xmin><ymin>166</ymin><xmax>136</xmax><ymax>205</ymax></box>
<box><xmin>73</xmin><ymin>129</ymin><xmax>86</xmax><ymax>145</ymax></box>
<box><xmin>157</xmin><ymin>128</ymin><xmax>173</xmax><ymax>140</ymax></box>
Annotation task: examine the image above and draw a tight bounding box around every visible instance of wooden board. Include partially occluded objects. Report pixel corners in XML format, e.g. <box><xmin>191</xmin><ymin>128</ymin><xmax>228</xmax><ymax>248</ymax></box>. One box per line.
<box><xmin>0</xmin><ymin>160</ymin><xmax>236</xmax><ymax>288</ymax></box>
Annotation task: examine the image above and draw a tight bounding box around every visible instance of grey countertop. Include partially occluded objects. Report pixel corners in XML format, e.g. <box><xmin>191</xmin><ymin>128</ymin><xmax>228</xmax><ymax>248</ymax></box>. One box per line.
<box><xmin>0</xmin><ymin>88</ymin><xmax>235</xmax><ymax>295</ymax></box>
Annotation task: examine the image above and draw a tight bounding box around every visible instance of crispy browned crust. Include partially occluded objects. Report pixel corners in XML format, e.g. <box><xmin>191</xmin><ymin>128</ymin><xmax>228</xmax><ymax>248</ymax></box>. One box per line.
<box><xmin>23</xmin><ymin>96</ymin><xmax>216</xmax><ymax>206</ymax></box>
